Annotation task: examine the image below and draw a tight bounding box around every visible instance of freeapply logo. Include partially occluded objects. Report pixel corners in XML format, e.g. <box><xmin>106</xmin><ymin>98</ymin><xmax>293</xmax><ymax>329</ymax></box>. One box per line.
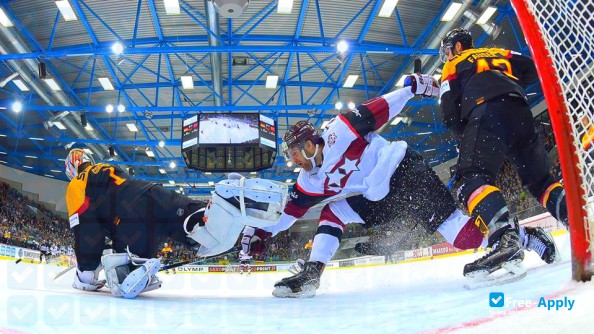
<box><xmin>489</xmin><ymin>292</ymin><xmax>575</xmax><ymax>311</ymax></box>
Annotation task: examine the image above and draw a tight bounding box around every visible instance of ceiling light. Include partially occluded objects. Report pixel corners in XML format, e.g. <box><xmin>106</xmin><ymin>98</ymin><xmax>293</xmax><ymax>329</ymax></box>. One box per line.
<box><xmin>117</xmin><ymin>104</ymin><xmax>126</xmax><ymax>113</ymax></box>
<box><xmin>23</xmin><ymin>166</ymin><xmax>34</xmax><ymax>169</ymax></box>
<box><xmin>277</xmin><ymin>0</ymin><xmax>293</xmax><ymax>14</ymax></box>
<box><xmin>145</xmin><ymin>150</ymin><xmax>155</xmax><ymax>157</ymax></box>
<box><xmin>55</xmin><ymin>1</ymin><xmax>78</xmax><ymax>21</ymax></box>
<box><xmin>334</xmin><ymin>101</ymin><xmax>343</xmax><ymax>110</ymax></box>
<box><xmin>25</xmin><ymin>155</ymin><xmax>37</xmax><ymax>159</ymax></box>
<box><xmin>0</xmin><ymin>160</ymin><xmax>6</xmax><ymax>164</ymax></box>
<box><xmin>441</xmin><ymin>2</ymin><xmax>463</xmax><ymax>22</ymax></box>
<box><xmin>29</xmin><ymin>137</ymin><xmax>44</xmax><ymax>141</ymax></box>
<box><xmin>13</xmin><ymin>79</ymin><xmax>29</xmax><ymax>92</ymax></box>
<box><xmin>53</xmin><ymin>121</ymin><xmax>66</xmax><ymax>130</ymax></box>
<box><xmin>111</xmin><ymin>42</ymin><xmax>124</xmax><ymax>55</ymax></box>
<box><xmin>285</xmin><ymin>179</ymin><xmax>293</xmax><ymax>183</ymax></box>
<box><xmin>204</xmin><ymin>172</ymin><xmax>212</xmax><ymax>175</ymax></box>
<box><xmin>0</xmin><ymin>151</ymin><xmax>5</xmax><ymax>154</ymax></box>
<box><xmin>378</xmin><ymin>0</ymin><xmax>398</xmax><ymax>18</ymax></box>
<box><xmin>0</xmin><ymin>8</ymin><xmax>13</xmax><ymax>27</ymax></box>
<box><xmin>126</xmin><ymin>123</ymin><xmax>138</xmax><ymax>132</ymax></box>
<box><xmin>396</xmin><ymin>75</ymin><xmax>408</xmax><ymax>87</ymax></box>
<box><xmin>85</xmin><ymin>124</ymin><xmax>94</xmax><ymax>131</ymax></box>
<box><xmin>347</xmin><ymin>101</ymin><xmax>356</xmax><ymax>110</ymax></box>
<box><xmin>336</xmin><ymin>40</ymin><xmax>348</xmax><ymax>53</ymax></box>
<box><xmin>163</xmin><ymin>0</ymin><xmax>180</xmax><ymax>15</ymax></box>
<box><xmin>44</xmin><ymin>174</ymin><xmax>55</xmax><ymax>178</ymax></box>
<box><xmin>476</xmin><ymin>6</ymin><xmax>497</xmax><ymax>25</ymax></box>
<box><xmin>286</xmin><ymin>161</ymin><xmax>293</xmax><ymax>168</ymax></box>
<box><xmin>51</xmin><ymin>169</ymin><xmax>61</xmax><ymax>173</ymax></box>
<box><xmin>320</xmin><ymin>120</ymin><xmax>330</xmax><ymax>129</ymax></box>
<box><xmin>169</xmin><ymin>161</ymin><xmax>176</xmax><ymax>169</ymax></box>
<box><xmin>294</xmin><ymin>167</ymin><xmax>301</xmax><ymax>173</ymax></box>
<box><xmin>12</xmin><ymin>101</ymin><xmax>22</xmax><ymax>113</ymax></box>
<box><xmin>0</xmin><ymin>134</ymin><xmax>5</xmax><ymax>137</ymax></box>
<box><xmin>250</xmin><ymin>171</ymin><xmax>258</xmax><ymax>175</ymax></box>
<box><xmin>180</xmin><ymin>75</ymin><xmax>194</xmax><ymax>89</ymax></box>
<box><xmin>105</xmin><ymin>104</ymin><xmax>114</xmax><ymax>113</ymax></box>
<box><xmin>208</xmin><ymin>181</ymin><xmax>215</xmax><ymax>186</ymax></box>
<box><xmin>169</xmin><ymin>180</ymin><xmax>176</xmax><ymax>185</ymax></box>
<box><xmin>159</xmin><ymin>168</ymin><xmax>166</xmax><ymax>174</ymax></box>
<box><xmin>44</xmin><ymin>78</ymin><xmax>61</xmax><ymax>91</ymax></box>
<box><xmin>158</xmin><ymin>140</ymin><xmax>165</xmax><ymax>148</ymax></box>
<box><xmin>266</xmin><ymin>75</ymin><xmax>279</xmax><ymax>89</ymax></box>
<box><xmin>343</xmin><ymin>75</ymin><xmax>359</xmax><ymax>88</ymax></box>
<box><xmin>390</xmin><ymin>116</ymin><xmax>410</xmax><ymax>126</ymax></box>
<box><xmin>98</xmin><ymin>77</ymin><xmax>114</xmax><ymax>90</ymax></box>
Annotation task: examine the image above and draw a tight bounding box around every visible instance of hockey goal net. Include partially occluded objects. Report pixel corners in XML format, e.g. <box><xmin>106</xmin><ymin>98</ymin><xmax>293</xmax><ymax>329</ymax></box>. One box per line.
<box><xmin>511</xmin><ymin>0</ymin><xmax>593</xmax><ymax>281</ymax></box>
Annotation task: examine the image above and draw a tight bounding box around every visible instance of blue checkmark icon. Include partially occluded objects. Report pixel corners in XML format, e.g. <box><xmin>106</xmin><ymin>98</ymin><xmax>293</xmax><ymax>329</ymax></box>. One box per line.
<box><xmin>489</xmin><ymin>292</ymin><xmax>504</xmax><ymax>307</ymax></box>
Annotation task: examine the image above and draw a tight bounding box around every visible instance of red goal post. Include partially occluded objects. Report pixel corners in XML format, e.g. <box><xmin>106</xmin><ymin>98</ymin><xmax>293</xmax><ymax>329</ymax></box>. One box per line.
<box><xmin>510</xmin><ymin>0</ymin><xmax>592</xmax><ymax>281</ymax></box>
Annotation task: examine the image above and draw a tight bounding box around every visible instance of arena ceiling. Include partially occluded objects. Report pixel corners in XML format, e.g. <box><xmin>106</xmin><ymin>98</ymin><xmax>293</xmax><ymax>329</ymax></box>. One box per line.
<box><xmin>0</xmin><ymin>0</ymin><xmax>544</xmax><ymax>195</ymax></box>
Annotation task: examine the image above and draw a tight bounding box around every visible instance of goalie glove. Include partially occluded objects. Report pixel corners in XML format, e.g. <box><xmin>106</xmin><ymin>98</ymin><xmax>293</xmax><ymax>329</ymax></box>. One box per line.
<box><xmin>404</xmin><ymin>73</ymin><xmax>439</xmax><ymax>98</ymax></box>
<box><xmin>241</xmin><ymin>226</ymin><xmax>272</xmax><ymax>256</ymax></box>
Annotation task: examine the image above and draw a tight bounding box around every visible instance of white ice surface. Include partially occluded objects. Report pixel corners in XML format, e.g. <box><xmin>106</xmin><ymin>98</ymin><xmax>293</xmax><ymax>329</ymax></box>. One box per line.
<box><xmin>1</xmin><ymin>232</ymin><xmax>592</xmax><ymax>334</ymax></box>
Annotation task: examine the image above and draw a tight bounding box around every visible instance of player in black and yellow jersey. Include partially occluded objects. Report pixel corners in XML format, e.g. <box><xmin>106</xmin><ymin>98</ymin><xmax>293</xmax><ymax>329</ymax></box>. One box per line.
<box><xmin>439</xmin><ymin>28</ymin><xmax>564</xmax><ymax>279</ymax></box>
<box><xmin>65</xmin><ymin>148</ymin><xmax>206</xmax><ymax>297</ymax></box>
<box><xmin>160</xmin><ymin>242</ymin><xmax>176</xmax><ymax>274</ymax></box>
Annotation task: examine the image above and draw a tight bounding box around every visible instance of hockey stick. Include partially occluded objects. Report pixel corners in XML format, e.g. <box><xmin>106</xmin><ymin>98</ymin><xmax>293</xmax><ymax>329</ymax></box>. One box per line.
<box><xmin>53</xmin><ymin>264</ymin><xmax>75</xmax><ymax>280</ymax></box>
<box><xmin>413</xmin><ymin>57</ymin><xmax>422</xmax><ymax>73</ymax></box>
<box><xmin>54</xmin><ymin>245</ymin><xmax>242</xmax><ymax>280</ymax></box>
<box><xmin>158</xmin><ymin>245</ymin><xmax>241</xmax><ymax>272</ymax></box>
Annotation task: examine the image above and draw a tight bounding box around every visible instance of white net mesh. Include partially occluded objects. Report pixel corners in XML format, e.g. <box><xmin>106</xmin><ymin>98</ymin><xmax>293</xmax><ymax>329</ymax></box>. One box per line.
<box><xmin>523</xmin><ymin>0</ymin><xmax>594</xmax><ymax>261</ymax></box>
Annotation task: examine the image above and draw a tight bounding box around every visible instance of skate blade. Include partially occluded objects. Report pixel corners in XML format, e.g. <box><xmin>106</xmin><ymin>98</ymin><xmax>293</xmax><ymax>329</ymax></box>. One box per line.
<box><xmin>464</xmin><ymin>259</ymin><xmax>527</xmax><ymax>290</ymax></box>
<box><xmin>272</xmin><ymin>285</ymin><xmax>317</xmax><ymax>298</ymax></box>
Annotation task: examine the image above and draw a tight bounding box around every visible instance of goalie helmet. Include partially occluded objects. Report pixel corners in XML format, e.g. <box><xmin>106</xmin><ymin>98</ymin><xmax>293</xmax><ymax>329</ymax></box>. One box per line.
<box><xmin>65</xmin><ymin>148</ymin><xmax>95</xmax><ymax>180</ymax></box>
<box><xmin>440</xmin><ymin>28</ymin><xmax>473</xmax><ymax>63</ymax></box>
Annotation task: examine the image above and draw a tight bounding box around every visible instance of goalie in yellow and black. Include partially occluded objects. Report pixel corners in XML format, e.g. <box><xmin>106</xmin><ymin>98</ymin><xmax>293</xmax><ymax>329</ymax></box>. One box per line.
<box><xmin>439</xmin><ymin>28</ymin><xmax>564</xmax><ymax>282</ymax></box>
<box><xmin>64</xmin><ymin>148</ymin><xmax>218</xmax><ymax>298</ymax></box>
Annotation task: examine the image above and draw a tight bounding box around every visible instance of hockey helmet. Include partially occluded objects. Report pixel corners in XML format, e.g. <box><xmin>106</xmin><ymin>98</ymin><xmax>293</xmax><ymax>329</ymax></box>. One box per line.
<box><xmin>440</xmin><ymin>28</ymin><xmax>474</xmax><ymax>63</ymax></box>
<box><xmin>65</xmin><ymin>148</ymin><xmax>95</xmax><ymax>180</ymax></box>
<box><xmin>281</xmin><ymin>121</ymin><xmax>320</xmax><ymax>160</ymax></box>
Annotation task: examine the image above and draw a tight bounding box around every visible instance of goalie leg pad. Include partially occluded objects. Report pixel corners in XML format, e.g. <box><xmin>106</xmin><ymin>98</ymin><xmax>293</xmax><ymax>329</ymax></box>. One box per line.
<box><xmin>120</xmin><ymin>259</ymin><xmax>161</xmax><ymax>299</ymax></box>
<box><xmin>102</xmin><ymin>253</ymin><xmax>161</xmax><ymax>298</ymax></box>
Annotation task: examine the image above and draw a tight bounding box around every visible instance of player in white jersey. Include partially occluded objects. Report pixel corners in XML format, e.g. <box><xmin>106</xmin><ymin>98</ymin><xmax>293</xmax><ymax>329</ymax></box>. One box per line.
<box><xmin>238</xmin><ymin>250</ymin><xmax>252</xmax><ymax>275</ymax></box>
<box><xmin>240</xmin><ymin>74</ymin><xmax>556</xmax><ymax>297</ymax></box>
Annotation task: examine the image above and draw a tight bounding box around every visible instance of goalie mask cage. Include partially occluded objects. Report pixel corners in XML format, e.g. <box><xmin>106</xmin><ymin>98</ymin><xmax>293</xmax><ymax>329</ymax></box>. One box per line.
<box><xmin>511</xmin><ymin>0</ymin><xmax>593</xmax><ymax>281</ymax></box>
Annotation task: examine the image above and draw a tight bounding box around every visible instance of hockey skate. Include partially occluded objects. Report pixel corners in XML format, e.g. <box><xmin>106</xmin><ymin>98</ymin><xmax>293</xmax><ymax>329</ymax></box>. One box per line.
<box><xmin>522</xmin><ymin>226</ymin><xmax>560</xmax><ymax>264</ymax></box>
<box><xmin>272</xmin><ymin>261</ymin><xmax>325</xmax><ymax>298</ymax></box>
<box><xmin>463</xmin><ymin>225</ymin><xmax>527</xmax><ymax>290</ymax></box>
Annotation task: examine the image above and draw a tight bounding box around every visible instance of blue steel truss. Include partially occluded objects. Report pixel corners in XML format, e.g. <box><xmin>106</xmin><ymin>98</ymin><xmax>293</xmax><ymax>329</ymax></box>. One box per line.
<box><xmin>0</xmin><ymin>0</ymin><xmax>539</xmax><ymax>196</ymax></box>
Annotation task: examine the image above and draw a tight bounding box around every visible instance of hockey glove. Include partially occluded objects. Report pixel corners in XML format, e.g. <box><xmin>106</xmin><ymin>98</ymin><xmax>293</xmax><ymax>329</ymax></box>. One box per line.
<box><xmin>241</xmin><ymin>226</ymin><xmax>272</xmax><ymax>256</ymax></box>
<box><xmin>404</xmin><ymin>73</ymin><xmax>440</xmax><ymax>98</ymax></box>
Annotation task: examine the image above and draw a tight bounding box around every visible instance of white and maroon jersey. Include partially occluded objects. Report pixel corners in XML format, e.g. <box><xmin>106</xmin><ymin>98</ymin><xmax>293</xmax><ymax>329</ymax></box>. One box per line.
<box><xmin>265</xmin><ymin>87</ymin><xmax>414</xmax><ymax>236</ymax></box>
<box><xmin>239</xmin><ymin>250</ymin><xmax>252</xmax><ymax>262</ymax></box>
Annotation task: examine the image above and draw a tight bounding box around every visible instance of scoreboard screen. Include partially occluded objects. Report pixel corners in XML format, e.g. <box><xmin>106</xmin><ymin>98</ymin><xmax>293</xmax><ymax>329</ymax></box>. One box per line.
<box><xmin>181</xmin><ymin>112</ymin><xmax>277</xmax><ymax>172</ymax></box>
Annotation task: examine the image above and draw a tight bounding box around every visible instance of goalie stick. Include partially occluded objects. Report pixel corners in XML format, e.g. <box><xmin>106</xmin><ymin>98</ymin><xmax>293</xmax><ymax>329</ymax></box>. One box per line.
<box><xmin>53</xmin><ymin>245</ymin><xmax>241</xmax><ymax>280</ymax></box>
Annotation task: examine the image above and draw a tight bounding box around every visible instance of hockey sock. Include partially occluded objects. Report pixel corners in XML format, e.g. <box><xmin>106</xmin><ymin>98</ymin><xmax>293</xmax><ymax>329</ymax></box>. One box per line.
<box><xmin>308</xmin><ymin>227</ymin><xmax>342</xmax><ymax>264</ymax></box>
<box><xmin>539</xmin><ymin>182</ymin><xmax>568</xmax><ymax>227</ymax></box>
<box><xmin>437</xmin><ymin>209</ymin><xmax>487</xmax><ymax>250</ymax></box>
<box><xmin>466</xmin><ymin>185</ymin><xmax>510</xmax><ymax>245</ymax></box>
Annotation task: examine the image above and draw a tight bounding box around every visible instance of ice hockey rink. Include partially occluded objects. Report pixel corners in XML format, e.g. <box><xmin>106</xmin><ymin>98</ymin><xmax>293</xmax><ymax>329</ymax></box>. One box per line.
<box><xmin>1</xmin><ymin>231</ymin><xmax>592</xmax><ymax>334</ymax></box>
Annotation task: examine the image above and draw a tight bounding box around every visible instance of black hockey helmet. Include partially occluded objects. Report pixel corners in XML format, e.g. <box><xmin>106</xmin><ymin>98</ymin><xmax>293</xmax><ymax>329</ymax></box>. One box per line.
<box><xmin>440</xmin><ymin>28</ymin><xmax>474</xmax><ymax>63</ymax></box>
